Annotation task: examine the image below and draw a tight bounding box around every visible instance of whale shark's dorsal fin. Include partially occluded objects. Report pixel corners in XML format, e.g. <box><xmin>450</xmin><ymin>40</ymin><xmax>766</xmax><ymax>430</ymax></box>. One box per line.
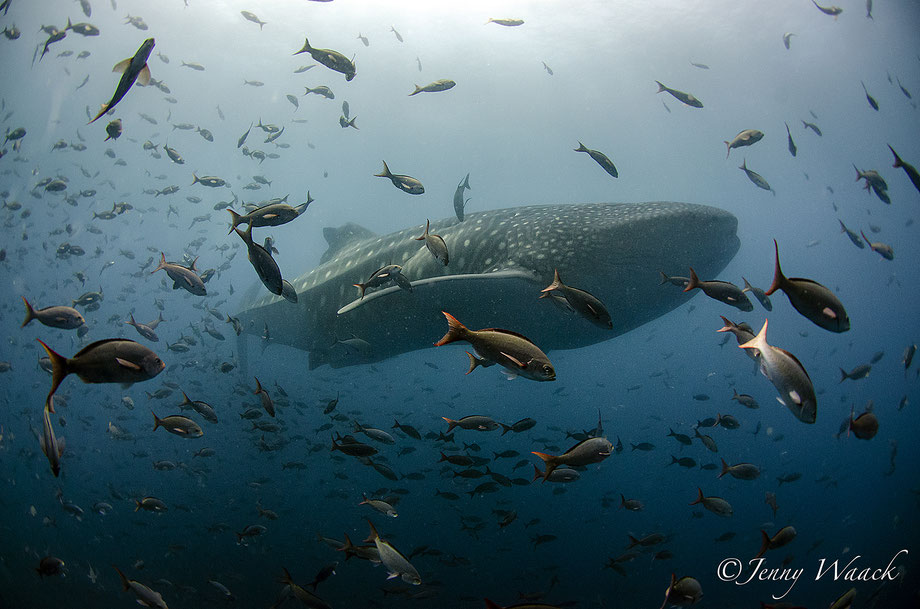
<box><xmin>320</xmin><ymin>222</ymin><xmax>377</xmax><ymax>264</ymax></box>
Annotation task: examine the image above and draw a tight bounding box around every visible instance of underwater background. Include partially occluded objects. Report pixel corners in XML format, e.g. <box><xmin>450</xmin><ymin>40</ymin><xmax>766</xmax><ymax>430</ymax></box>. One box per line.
<box><xmin>0</xmin><ymin>0</ymin><xmax>918</xmax><ymax>607</ymax></box>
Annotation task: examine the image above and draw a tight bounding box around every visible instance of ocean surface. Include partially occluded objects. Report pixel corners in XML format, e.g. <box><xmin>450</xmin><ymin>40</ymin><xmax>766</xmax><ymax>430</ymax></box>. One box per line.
<box><xmin>1</xmin><ymin>0</ymin><xmax>918</xmax><ymax>608</ymax></box>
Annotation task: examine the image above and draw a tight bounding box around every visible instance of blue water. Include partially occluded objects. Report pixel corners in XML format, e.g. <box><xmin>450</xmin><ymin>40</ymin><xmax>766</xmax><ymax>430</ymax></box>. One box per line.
<box><xmin>1</xmin><ymin>0</ymin><xmax>918</xmax><ymax>607</ymax></box>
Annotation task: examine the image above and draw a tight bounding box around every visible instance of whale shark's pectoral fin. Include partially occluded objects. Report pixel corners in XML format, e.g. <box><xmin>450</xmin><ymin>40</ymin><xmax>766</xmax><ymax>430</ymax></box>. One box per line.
<box><xmin>336</xmin><ymin>269</ymin><xmax>540</xmax><ymax>315</ymax></box>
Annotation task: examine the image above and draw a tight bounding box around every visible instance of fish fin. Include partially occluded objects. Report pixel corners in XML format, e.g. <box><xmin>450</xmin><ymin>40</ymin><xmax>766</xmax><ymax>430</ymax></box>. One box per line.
<box><xmin>112</xmin><ymin>57</ymin><xmax>131</xmax><ymax>73</ymax></box>
<box><xmin>501</xmin><ymin>351</ymin><xmax>526</xmax><ymax>369</ymax></box>
<box><xmin>540</xmin><ymin>268</ymin><xmax>564</xmax><ymax>294</ymax></box>
<box><xmin>435</xmin><ymin>312</ymin><xmax>468</xmax><ymax>347</ymax></box>
<box><xmin>136</xmin><ymin>64</ymin><xmax>151</xmax><ymax>86</ymax></box>
<box><xmin>754</xmin><ymin>529</ymin><xmax>770</xmax><ymax>559</ymax></box>
<box><xmin>338</xmin><ymin>272</ymin><xmax>539</xmax><ymax>317</ymax></box>
<box><xmin>21</xmin><ymin>296</ymin><xmax>35</xmax><ymax>327</ymax></box>
<box><xmin>683</xmin><ymin>267</ymin><xmax>700</xmax><ymax>292</ymax></box>
<box><xmin>115</xmin><ymin>357</ymin><xmax>141</xmax><ymax>371</ymax></box>
<box><xmin>738</xmin><ymin>319</ymin><xmax>768</xmax><ymax>352</ymax></box>
<box><xmin>36</xmin><ymin>339</ymin><xmax>68</xmax><ymax>408</ymax></box>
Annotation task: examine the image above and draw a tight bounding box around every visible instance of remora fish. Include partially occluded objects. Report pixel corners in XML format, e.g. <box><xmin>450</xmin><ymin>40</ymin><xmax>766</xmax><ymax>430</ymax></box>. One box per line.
<box><xmin>89</xmin><ymin>38</ymin><xmax>155</xmax><ymax>124</ymax></box>
<box><xmin>235</xmin><ymin>202</ymin><xmax>739</xmax><ymax>370</ymax></box>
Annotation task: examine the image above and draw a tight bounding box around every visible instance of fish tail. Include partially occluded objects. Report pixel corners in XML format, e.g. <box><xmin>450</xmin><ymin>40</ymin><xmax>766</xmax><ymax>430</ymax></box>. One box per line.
<box><xmin>113</xmin><ymin>565</ymin><xmax>131</xmax><ymax>588</ymax></box>
<box><xmin>683</xmin><ymin>267</ymin><xmax>700</xmax><ymax>293</ymax></box>
<box><xmin>253</xmin><ymin>376</ymin><xmax>263</xmax><ymax>394</ymax></box>
<box><xmin>531</xmin><ymin>464</ymin><xmax>544</xmax><ymax>482</ymax></box>
<box><xmin>738</xmin><ymin>319</ymin><xmax>768</xmax><ymax>352</ymax></box>
<box><xmin>191</xmin><ymin>173</ymin><xmax>200</xmax><ymax>185</ymax></box>
<box><xmin>655</xmin><ymin>80</ymin><xmax>666</xmax><ymax>93</ymax></box>
<box><xmin>464</xmin><ymin>351</ymin><xmax>483</xmax><ymax>375</ymax></box>
<box><xmin>434</xmin><ymin>311</ymin><xmax>469</xmax><ymax>346</ymax></box>
<box><xmin>689</xmin><ymin>487</ymin><xmax>704</xmax><ymax>506</ymax></box>
<box><xmin>719</xmin><ymin>458</ymin><xmax>729</xmax><ymax>479</ymax></box>
<box><xmin>725</xmin><ymin>141</ymin><xmax>732</xmax><ymax>158</ymax></box>
<box><xmin>888</xmin><ymin>144</ymin><xmax>903</xmax><ymax>168</ymax></box>
<box><xmin>658</xmin><ymin>271</ymin><xmax>670</xmax><ymax>285</ymax></box>
<box><xmin>21</xmin><ymin>296</ymin><xmax>36</xmax><ymax>327</ymax></box>
<box><xmin>364</xmin><ymin>518</ymin><xmax>380</xmax><ymax>543</ymax></box>
<box><xmin>374</xmin><ymin>160</ymin><xmax>392</xmax><ymax>179</ymax></box>
<box><xmin>152</xmin><ymin>411</ymin><xmax>161</xmax><ymax>431</ymax></box>
<box><xmin>353</xmin><ymin>283</ymin><xmax>367</xmax><ymax>299</ymax></box>
<box><xmin>409</xmin><ymin>84</ymin><xmax>421</xmax><ymax>96</ymax></box>
<box><xmin>279</xmin><ymin>567</ymin><xmax>293</xmax><ymax>585</ymax></box>
<box><xmin>627</xmin><ymin>534</ymin><xmax>640</xmax><ymax>548</ymax></box>
<box><xmin>226</xmin><ymin>209</ymin><xmax>242</xmax><ymax>233</ymax></box>
<box><xmin>37</xmin><ymin>339</ymin><xmax>67</xmax><ymax>410</ymax></box>
<box><xmin>441</xmin><ymin>416</ymin><xmax>458</xmax><ymax>433</ymax></box>
<box><xmin>574</xmin><ymin>141</ymin><xmax>588</xmax><ymax>152</ymax></box>
<box><xmin>754</xmin><ymin>529</ymin><xmax>770</xmax><ymax>559</ymax></box>
<box><xmin>540</xmin><ymin>268</ymin><xmax>564</xmax><ymax>294</ymax></box>
<box><xmin>839</xmin><ymin>368</ymin><xmax>848</xmax><ymax>383</ymax></box>
<box><xmin>66</xmin><ymin>17</ymin><xmax>72</xmax><ymax>31</ymax></box>
<box><xmin>151</xmin><ymin>252</ymin><xmax>167</xmax><ymax>274</ymax></box>
<box><xmin>764</xmin><ymin>240</ymin><xmax>785</xmax><ymax>296</ymax></box>
<box><xmin>180</xmin><ymin>391</ymin><xmax>192</xmax><ymax>406</ymax></box>
<box><xmin>531</xmin><ymin>451</ymin><xmax>557</xmax><ymax>481</ymax></box>
<box><xmin>499</xmin><ymin>422</ymin><xmax>512</xmax><ymax>436</ymax></box>
<box><xmin>294</xmin><ymin>37</ymin><xmax>311</xmax><ymax>56</ymax></box>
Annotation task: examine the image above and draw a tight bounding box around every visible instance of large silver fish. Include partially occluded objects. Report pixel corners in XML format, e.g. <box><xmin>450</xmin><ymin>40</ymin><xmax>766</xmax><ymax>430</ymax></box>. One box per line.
<box><xmin>236</xmin><ymin>202</ymin><xmax>739</xmax><ymax>370</ymax></box>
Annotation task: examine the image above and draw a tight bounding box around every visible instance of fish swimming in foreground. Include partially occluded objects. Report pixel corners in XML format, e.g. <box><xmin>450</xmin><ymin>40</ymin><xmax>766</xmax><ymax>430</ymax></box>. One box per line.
<box><xmin>375</xmin><ymin>160</ymin><xmax>424</xmax><ymax>194</ymax></box>
<box><xmin>811</xmin><ymin>0</ymin><xmax>843</xmax><ymax>17</ymax></box>
<box><xmin>540</xmin><ymin>269</ymin><xmax>612</xmax><ymax>329</ymax></box>
<box><xmin>574</xmin><ymin>142</ymin><xmax>618</xmax><ymax>178</ymax></box>
<box><xmin>684</xmin><ymin>268</ymin><xmax>753</xmax><ymax>311</ymax></box>
<box><xmin>414</xmin><ymin>219</ymin><xmax>449</xmax><ymax>265</ymax></box>
<box><xmin>152</xmin><ymin>411</ymin><xmax>203</xmax><ymax>438</ymax></box>
<box><xmin>739</xmin><ymin>319</ymin><xmax>817</xmax><ymax>423</ymax></box>
<box><xmin>887</xmin><ymin>145</ymin><xmax>920</xmax><ymax>194</ymax></box>
<box><xmin>765</xmin><ymin>240</ymin><xmax>849</xmax><ymax>332</ymax></box>
<box><xmin>860</xmin><ymin>231</ymin><xmax>894</xmax><ymax>260</ymax></box>
<box><xmin>114</xmin><ymin>566</ymin><xmax>169</xmax><ymax>609</ymax></box>
<box><xmin>21</xmin><ymin>297</ymin><xmax>85</xmax><ymax>329</ymax></box>
<box><xmin>89</xmin><ymin>38</ymin><xmax>155</xmax><ymax>124</ymax></box>
<box><xmin>38</xmin><ymin>338</ymin><xmax>165</xmax><ymax>410</ymax></box>
<box><xmin>364</xmin><ymin>520</ymin><xmax>421</xmax><ymax>585</ymax></box>
<box><xmin>655</xmin><ymin>80</ymin><xmax>703</xmax><ymax>108</ymax></box>
<box><xmin>125</xmin><ymin>313</ymin><xmax>163</xmax><ymax>341</ymax></box>
<box><xmin>738</xmin><ymin>159</ymin><xmax>775</xmax><ymax>194</ymax></box>
<box><xmin>278</xmin><ymin>568</ymin><xmax>332</xmax><ymax>609</ymax></box>
<box><xmin>435</xmin><ymin>312</ymin><xmax>556</xmax><ymax>381</ymax></box>
<box><xmin>353</xmin><ymin>264</ymin><xmax>412</xmax><ymax>299</ymax></box>
<box><xmin>234</xmin><ymin>223</ymin><xmax>284</xmax><ymax>295</ymax></box>
<box><xmin>409</xmin><ymin>79</ymin><xmax>455</xmax><ymax>95</ymax></box>
<box><xmin>724</xmin><ymin>129</ymin><xmax>763</xmax><ymax>158</ymax></box>
<box><xmin>151</xmin><ymin>252</ymin><xmax>207</xmax><ymax>296</ymax></box>
<box><xmin>293</xmin><ymin>37</ymin><xmax>356</xmax><ymax>81</ymax></box>
<box><xmin>532</xmin><ymin>436</ymin><xmax>612</xmax><ymax>481</ymax></box>
<box><xmin>755</xmin><ymin>526</ymin><xmax>797</xmax><ymax>559</ymax></box>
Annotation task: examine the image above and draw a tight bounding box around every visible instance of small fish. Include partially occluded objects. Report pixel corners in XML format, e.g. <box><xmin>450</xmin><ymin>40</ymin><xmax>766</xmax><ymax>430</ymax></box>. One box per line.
<box><xmin>240</xmin><ymin>10</ymin><xmax>266</xmax><ymax>29</ymax></box>
<box><xmin>755</xmin><ymin>526</ymin><xmax>797</xmax><ymax>559</ymax></box>
<box><xmin>724</xmin><ymin>129</ymin><xmax>763</xmax><ymax>158</ymax></box>
<box><xmin>542</xmin><ymin>61</ymin><xmax>553</xmax><ymax>75</ymax></box>
<box><xmin>435</xmin><ymin>312</ymin><xmax>555</xmax><ymax>382</ymax></box>
<box><xmin>151</xmin><ymin>252</ymin><xmax>207</xmax><ymax>296</ymax></box>
<box><xmin>887</xmin><ymin>145</ymin><xmax>920</xmax><ymax>194</ymax></box>
<box><xmin>739</xmin><ymin>319</ymin><xmax>817</xmax><ymax>424</ymax></box>
<box><xmin>684</xmin><ymin>268</ymin><xmax>753</xmax><ymax>311</ymax></box>
<box><xmin>838</xmin><ymin>220</ymin><xmax>864</xmax><ymax>248</ymax></box>
<box><xmin>860</xmin><ymin>230</ymin><xmax>894</xmax><ymax>260</ymax></box>
<box><xmin>574</xmin><ymin>141</ymin><xmax>618</xmax><ymax>178</ymax></box>
<box><xmin>181</xmin><ymin>61</ymin><xmax>205</xmax><ymax>71</ymax></box>
<box><xmin>485</xmin><ymin>18</ymin><xmax>524</xmax><ymax>26</ymax></box>
<box><xmin>21</xmin><ymin>297</ymin><xmax>85</xmax><ymax>329</ymax></box>
<box><xmin>655</xmin><ymin>80</ymin><xmax>703</xmax><ymax>108</ymax></box>
<box><xmin>738</xmin><ymin>159</ymin><xmax>775</xmax><ymax>195</ymax></box>
<box><xmin>38</xmin><ymin>339</ymin><xmax>164</xmax><ymax>408</ymax></box>
<box><xmin>689</xmin><ymin>487</ymin><xmax>733</xmax><ymax>516</ymax></box>
<box><xmin>390</xmin><ymin>26</ymin><xmax>403</xmax><ymax>42</ymax></box>
<box><xmin>113</xmin><ymin>566</ymin><xmax>168</xmax><ymax>609</ymax></box>
<box><xmin>860</xmin><ymin>81</ymin><xmax>879</xmax><ymax>111</ymax></box>
<box><xmin>896</xmin><ymin>78</ymin><xmax>912</xmax><ymax>99</ymax></box>
<box><xmin>741</xmin><ymin>277</ymin><xmax>772</xmax><ymax>311</ymax></box>
<box><xmin>293</xmin><ymin>37</ymin><xmax>355</xmax><ymax>81</ymax></box>
<box><xmin>413</xmin><ymin>219</ymin><xmax>449</xmax><ymax>265</ymax></box>
<box><xmin>802</xmin><ymin>120</ymin><xmax>822</xmax><ymax>136</ymax></box>
<box><xmin>839</xmin><ymin>363</ymin><xmax>871</xmax><ymax>382</ymax></box>
<box><xmin>453</xmin><ymin>173</ymin><xmax>471</xmax><ymax>221</ymax></box>
<box><xmin>765</xmin><ymin>240</ymin><xmax>849</xmax><ymax>332</ymax></box>
<box><xmin>409</xmin><ymin>79</ymin><xmax>456</xmax><ymax>95</ymax></box>
<box><xmin>540</xmin><ymin>268</ymin><xmax>612</xmax><ymax>329</ymax></box>
<box><xmin>152</xmin><ymin>411</ymin><xmax>203</xmax><ymax>438</ymax></box>
<box><xmin>532</xmin><ymin>437</ymin><xmax>612</xmax><ymax>481</ymax></box>
<box><xmin>238</xmin><ymin>122</ymin><xmax>252</xmax><ymax>148</ymax></box>
<box><xmin>375</xmin><ymin>160</ymin><xmax>424</xmax><ymax>194</ymax></box>
<box><xmin>783</xmin><ymin>32</ymin><xmax>796</xmax><ymax>50</ymax></box>
<box><xmin>90</xmin><ymin>38</ymin><xmax>155</xmax><ymax>124</ymax></box>
<box><xmin>811</xmin><ymin>0</ymin><xmax>843</xmax><ymax>17</ymax></box>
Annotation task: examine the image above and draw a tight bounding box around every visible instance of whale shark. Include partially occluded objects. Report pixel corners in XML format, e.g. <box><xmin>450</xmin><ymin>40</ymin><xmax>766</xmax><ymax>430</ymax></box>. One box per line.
<box><xmin>235</xmin><ymin>201</ymin><xmax>740</xmax><ymax>370</ymax></box>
